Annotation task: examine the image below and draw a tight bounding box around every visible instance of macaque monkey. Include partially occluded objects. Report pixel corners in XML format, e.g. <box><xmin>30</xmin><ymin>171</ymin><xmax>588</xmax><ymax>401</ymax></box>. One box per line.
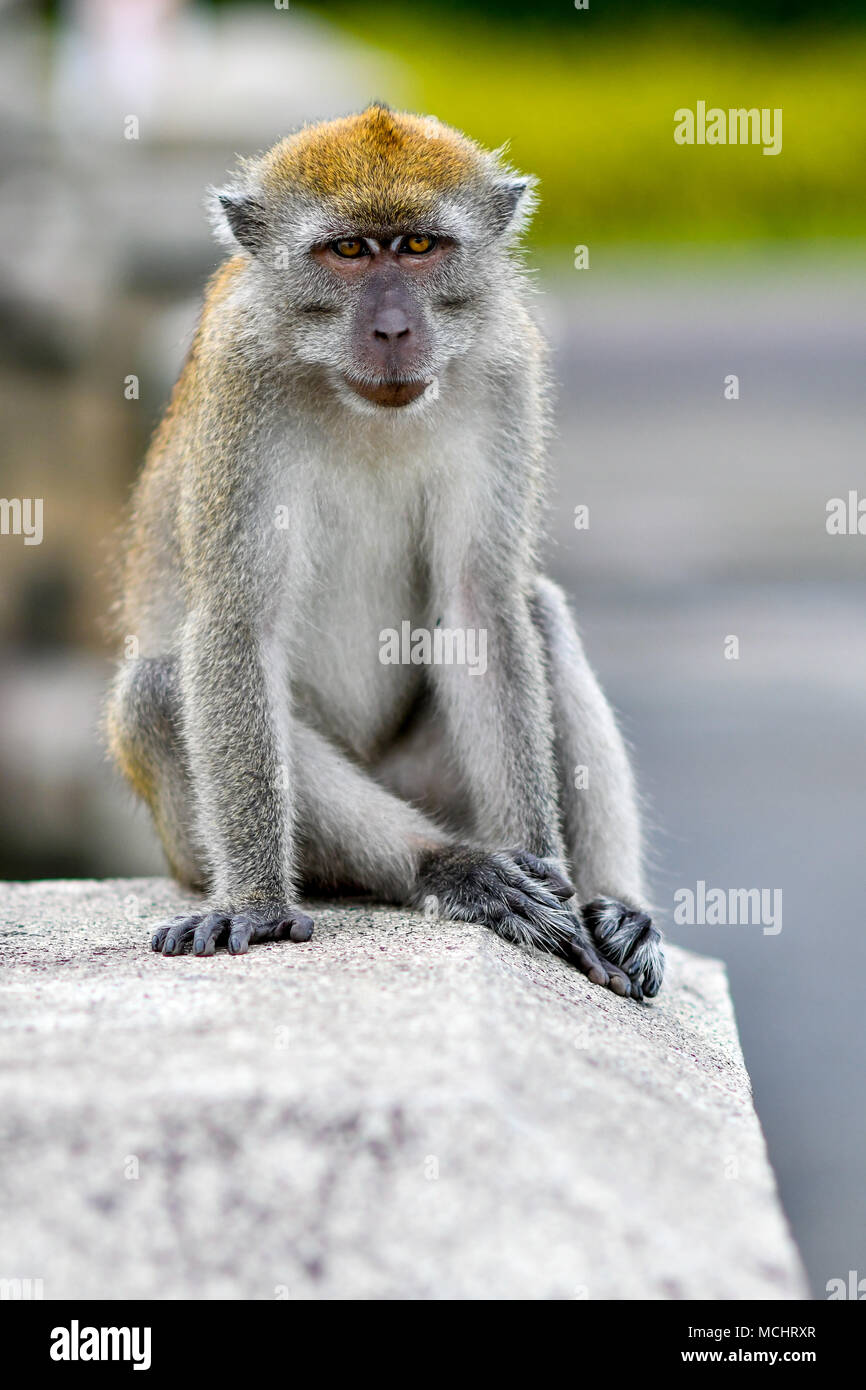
<box><xmin>107</xmin><ymin>106</ymin><xmax>664</xmax><ymax>999</ymax></box>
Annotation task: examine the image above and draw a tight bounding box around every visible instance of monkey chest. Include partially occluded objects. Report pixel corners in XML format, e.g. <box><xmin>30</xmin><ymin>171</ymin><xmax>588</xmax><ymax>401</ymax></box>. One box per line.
<box><xmin>287</xmin><ymin>477</ymin><xmax>429</xmax><ymax>757</ymax></box>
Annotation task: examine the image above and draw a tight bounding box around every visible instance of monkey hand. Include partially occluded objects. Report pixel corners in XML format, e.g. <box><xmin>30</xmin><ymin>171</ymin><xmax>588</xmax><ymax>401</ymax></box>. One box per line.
<box><xmin>150</xmin><ymin>903</ymin><xmax>314</xmax><ymax>957</ymax></box>
<box><xmin>415</xmin><ymin>844</ymin><xmax>642</xmax><ymax>998</ymax></box>
<box><xmin>579</xmin><ymin>896</ymin><xmax>664</xmax><ymax>1000</ymax></box>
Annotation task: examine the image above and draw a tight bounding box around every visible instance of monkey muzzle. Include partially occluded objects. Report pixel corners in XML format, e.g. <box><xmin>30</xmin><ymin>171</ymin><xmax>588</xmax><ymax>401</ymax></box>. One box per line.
<box><xmin>343</xmin><ymin>376</ymin><xmax>433</xmax><ymax>408</ymax></box>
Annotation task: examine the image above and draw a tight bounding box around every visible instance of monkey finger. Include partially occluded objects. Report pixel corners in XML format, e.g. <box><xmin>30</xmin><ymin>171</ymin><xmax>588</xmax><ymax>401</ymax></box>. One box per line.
<box><xmin>628</xmin><ymin>975</ymin><xmax>645</xmax><ymax>1003</ymax></box>
<box><xmin>495</xmin><ymin>884</ymin><xmax>575</xmax><ymax>955</ymax></box>
<box><xmin>509</xmin><ymin>851</ymin><xmax>575</xmax><ymax>901</ymax></box>
<box><xmin>606</xmin><ymin>969</ymin><xmax>634</xmax><ymax>998</ymax></box>
<box><xmin>284</xmin><ymin>911</ymin><xmax>314</xmax><ymax>943</ymax></box>
<box><xmin>193</xmin><ymin>912</ymin><xmax>231</xmax><ymax>957</ymax></box>
<box><xmin>505</xmin><ymin>870</ymin><xmax>576</xmax><ymax>926</ymax></box>
<box><xmin>568</xmin><ymin>938</ymin><xmax>639</xmax><ymax>998</ymax></box>
<box><xmin>227</xmin><ymin>914</ymin><xmax>259</xmax><ymax>956</ymax></box>
<box><xmin>151</xmin><ymin>919</ymin><xmax>177</xmax><ymax>952</ymax></box>
<box><xmin>500</xmin><ymin>859</ymin><xmax>569</xmax><ymax>908</ymax></box>
<box><xmin>566</xmin><ymin>938</ymin><xmax>611</xmax><ymax>988</ymax></box>
<box><xmin>501</xmin><ymin>883</ymin><xmax>559</xmax><ymax>922</ymax></box>
<box><xmin>158</xmin><ymin>914</ymin><xmax>204</xmax><ymax>956</ymax></box>
<box><xmin>151</xmin><ymin>913</ymin><xmax>194</xmax><ymax>951</ymax></box>
<box><xmin>254</xmin><ymin>911</ymin><xmax>315</xmax><ymax>944</ymax></box>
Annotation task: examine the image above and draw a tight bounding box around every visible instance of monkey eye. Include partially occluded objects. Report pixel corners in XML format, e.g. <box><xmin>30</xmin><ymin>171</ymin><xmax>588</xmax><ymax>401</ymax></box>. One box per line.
<box><xmin>331</xmin><ymin>238</ymin><xmax>367</xmax><ymax>258</ymax></box>
<box><xmin>400</xmin><ymin>234</ymin><xmax>437</xmax><ymax>255</ymax></box>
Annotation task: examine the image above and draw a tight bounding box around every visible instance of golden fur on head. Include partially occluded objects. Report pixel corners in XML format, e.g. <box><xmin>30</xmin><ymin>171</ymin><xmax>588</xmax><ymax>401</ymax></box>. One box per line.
<box><xmin>260</xmin><ymin>104</ymin><xmax>485</xmax><ymax>224</ymax></box>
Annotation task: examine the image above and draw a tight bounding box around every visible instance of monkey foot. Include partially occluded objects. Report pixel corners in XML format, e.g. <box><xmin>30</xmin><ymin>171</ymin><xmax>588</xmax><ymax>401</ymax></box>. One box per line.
<box><xmin>581</xmin><ymin>897</ymin><xmax>665</xmax><ymax>1000</ymax></box>
<box><xmin>150</xmin><ymin>905</ymin><xmax>314</xmax><ymax>957</ymax></box>
<box><xmin>416</xmin><ymin>845</ymin><xmax>640</xmax><ymax>998</ymax></box>
<box><xmin>417</xmin><ymin>844</ymin><xmax>576</xmax><ymax>950</ymax></box>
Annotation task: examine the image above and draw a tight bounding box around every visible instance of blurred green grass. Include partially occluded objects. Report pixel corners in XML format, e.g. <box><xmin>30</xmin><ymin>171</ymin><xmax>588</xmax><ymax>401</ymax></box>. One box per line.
<box><xmin>324</xmin><ymin>14</ymin><xmax>866</xmax><ymax>252</ymax></box>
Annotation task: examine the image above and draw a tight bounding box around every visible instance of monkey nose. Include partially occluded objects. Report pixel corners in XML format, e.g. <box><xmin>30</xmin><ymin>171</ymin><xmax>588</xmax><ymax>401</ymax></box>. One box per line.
<box><xmin>372</xmin><ymin>308</ymin><xmax>411</xmax><ymax>342</ymax></box>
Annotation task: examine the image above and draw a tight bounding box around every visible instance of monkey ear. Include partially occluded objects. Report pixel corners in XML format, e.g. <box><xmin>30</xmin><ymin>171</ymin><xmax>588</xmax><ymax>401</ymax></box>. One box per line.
<box><xmin>489</xmin><ymin>175</ymin><xmax>538</xmax><ymax>238</ymax></box>
<box><xmin>208</xmin><ymin>189</ymin><xmax>269</xmax><ymax>255</ymax></box>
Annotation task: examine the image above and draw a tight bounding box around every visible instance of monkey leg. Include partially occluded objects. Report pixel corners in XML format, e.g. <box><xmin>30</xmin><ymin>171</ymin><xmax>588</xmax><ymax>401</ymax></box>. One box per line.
<box><xmin>530</xmin><ymin>576</ymin><xmax>664</xmax><ymax>998</ymax></box>
<box><xmin>292</xmin><ymin>720</ymin><xmax>450</xmax><ymax>899</ymax></box>
<box><xmin>108</xmin><ymin>656</ymin><xmax>649</xmax><ymax>992</ymax></box>
<box><xmin>106</xmin><ymin>656</ymin><xmax>207</xmax><ymax>892</ymax></box>
<box><xmin>294</xmin><ymin>722</ymin><xmax>582</xmax><ymax>936</ymax></box>
<box><xmin>294</xmin><ymin>723</ymin><xmax>641</xmax><ymax>994</ymax></box>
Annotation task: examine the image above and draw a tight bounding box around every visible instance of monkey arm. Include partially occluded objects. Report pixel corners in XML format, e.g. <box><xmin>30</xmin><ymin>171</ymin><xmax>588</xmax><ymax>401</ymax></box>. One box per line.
<box><xmin>529</xmin><ymin>576</ymin><xmax>645</xmax><ymax>906</ymax></box>
<box><xmin>427</xmin><ymin>571</ymin><xmax>566</xmax><ymax>863</ymax></box>
<box><xmin>411</xmin><ymin>581</ymin><xmax>644</xmax><ymax>994</ymax></box>
<box><xmin>154</xmin><ymin>317</ymin><xmax>312</xmax><ymax>916</ymax></box>
<box><xmin>145</xmin><ymin>611</ymin><xmax>314</xmax><ymax>959</ymax></box>
<box><xmin>179</xmin><ymin>611</ymin><xmax>296</xmax><ymax>912</ymax></box>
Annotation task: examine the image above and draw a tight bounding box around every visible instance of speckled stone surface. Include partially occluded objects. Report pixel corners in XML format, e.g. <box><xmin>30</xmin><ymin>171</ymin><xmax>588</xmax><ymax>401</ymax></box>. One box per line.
<box><xmin>0</xmin><ymin>878</ymin><xmax>807</xmax><ymax>1300</ymax></box>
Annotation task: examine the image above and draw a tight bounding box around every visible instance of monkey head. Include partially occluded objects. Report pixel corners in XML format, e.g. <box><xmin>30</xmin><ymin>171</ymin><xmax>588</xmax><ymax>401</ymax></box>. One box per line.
<box><xmin>209</xmin><ymin>106</ymin><xmax>537</xmax><ymax>414</ymax></box>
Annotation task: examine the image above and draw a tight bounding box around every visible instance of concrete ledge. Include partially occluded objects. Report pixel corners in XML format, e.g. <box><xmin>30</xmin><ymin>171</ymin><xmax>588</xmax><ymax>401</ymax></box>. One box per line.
<box><xmin>0</xmin><ymin>878</ymin><xmax>807</xmax><ymax>1299</ymax></box>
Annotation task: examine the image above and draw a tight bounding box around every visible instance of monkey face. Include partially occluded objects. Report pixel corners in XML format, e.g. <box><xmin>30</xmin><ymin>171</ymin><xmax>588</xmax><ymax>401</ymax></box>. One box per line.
<box><xmin>308</xmin><ymin>231</ymin><xmax>452</xmax><ymax>409</ymax></box>
<box><xmin>209</xmin><ymin>107</ymin><xmax>537</xmax><ymax>414</ymax></box>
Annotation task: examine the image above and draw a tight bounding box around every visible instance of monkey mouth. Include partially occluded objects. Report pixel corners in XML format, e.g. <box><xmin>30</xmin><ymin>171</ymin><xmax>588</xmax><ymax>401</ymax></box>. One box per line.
<box><xmin>343</xmin><ymin>375</ymin><xmax>432</xmax><ymax>408</ymax></box>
